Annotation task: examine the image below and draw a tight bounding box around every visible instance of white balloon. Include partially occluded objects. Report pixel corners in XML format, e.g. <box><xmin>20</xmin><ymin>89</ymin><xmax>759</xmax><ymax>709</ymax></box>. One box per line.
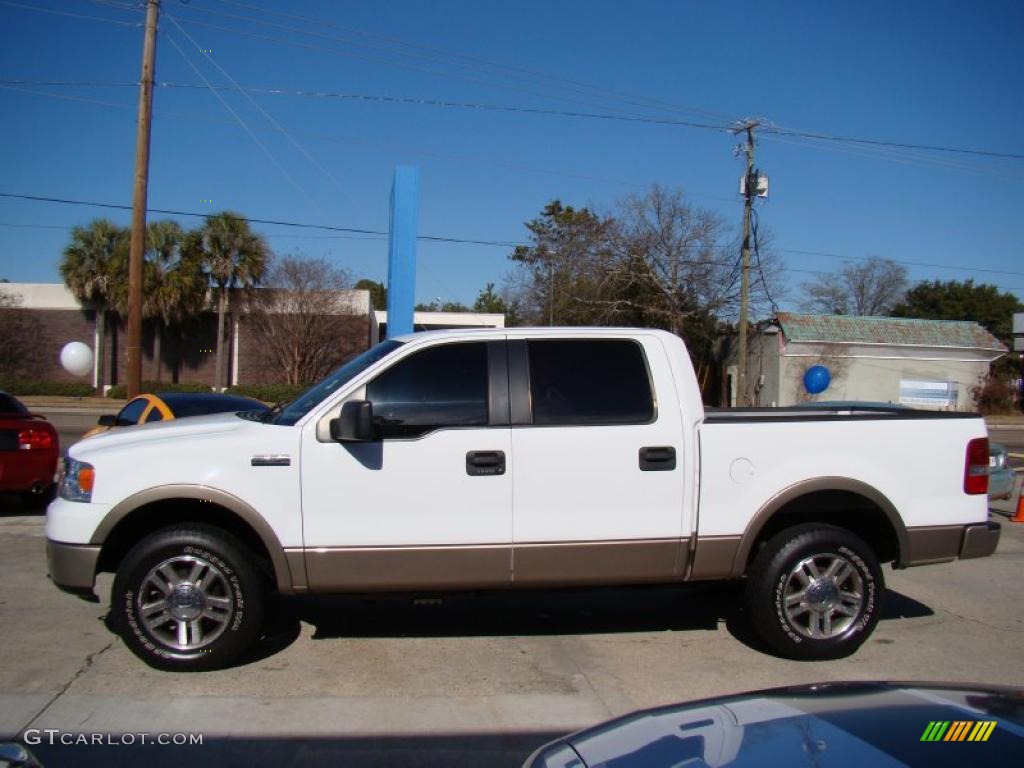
<box><xmin>60</xmin><ymin>341</ymin><xmax>95</xmax><ymax>377</ymax></box>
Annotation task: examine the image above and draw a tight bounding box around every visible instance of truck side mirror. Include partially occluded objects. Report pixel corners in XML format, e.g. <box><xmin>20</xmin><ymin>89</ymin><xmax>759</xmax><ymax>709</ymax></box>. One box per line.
<box><xmin>330</xmin><ymin>400</ymin><xmax>377</xmax><ymax>442</ymax></box>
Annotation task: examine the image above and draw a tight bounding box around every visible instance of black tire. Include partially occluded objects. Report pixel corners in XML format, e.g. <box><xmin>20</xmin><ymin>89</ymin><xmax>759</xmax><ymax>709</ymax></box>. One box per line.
<box><xmin>745</xmin><ymin>524</ymin><xmax>884</xmax><ymax>660</ymax></box>
<box><xmin>21</xmin><ymin>484</ymin><xmax>54</xmax><ymax>510</ymax></box>
<box><xmin>112</xmin><ymin>525</ymin><xmax>265</xmax><ymax>671</ymax></box>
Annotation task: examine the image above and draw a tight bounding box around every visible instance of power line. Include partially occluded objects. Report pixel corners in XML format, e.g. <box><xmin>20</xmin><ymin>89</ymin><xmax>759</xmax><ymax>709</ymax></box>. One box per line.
<box><xmin>751</xmin><ymin>208</ymin><xmax>779</xmax><ymax>315</ymax></box>
<box><xmin>762</xmin><ymin>125</ymin><xmax>1024</xmax><ymax>161</ymax></box>
<box><xmin>197</xmin><ymin>0</ymin><xmax>737</xmax><ymax>126</ymax></box>
<box><xmin>3</xmin><ymin>190</ymin><xmax>1024</xmax><ymax>279</ymax></box>
<box><xmin>776</xmin><ymin>248</ymin><xmax>1024</xmax><ymax>278</ymax></box>
<box><xmin>5</xmin><ymin>78</ymin><xmax>1020</xmax><ymax>163</ymax></box>
<box><xmin>13</xmin><ymin>4</ymin><xmax>1014</xmax><ymax>167</ymax></box>
<box><xmin>0</xmin><ymin>79</ymin><xmax>139</xmax><ymax>88</ymax></box>
<box><xmin>761</xmin><ymin>130</ymin><xmax>1023</xmax><ymax>183</ymax></box>
<box><xmin>5</xmin><ymin>7</ymin><xmax>1021</xmax><ymax>164</ymax></box>
<box><xmin>4</xmin><ymin>190</ymin><xmax>1024</xmax><ymax>279</ymax></box>
<box><xmin>0</xmin><ymin>220</ymin><xmax>386</xmax><ymax>241</ymax></box>
<box><xmin>168</xmin><ymin>13</ymin><xmax>668</xmax><ymax>123</ymax></box>
<box><xmin>157</xmin><ymin>82</ymin><xmax>732</xmax><ymax>130</ymax></box>
<box><xmin>0</xmin><ymin>83</ymin><xmax>740</xmax><ymax>200</ymax></box>
<box><xmin>0</xmin><ymin>191</ymin><xmax>521</xmax><ymax>247</ymax></box>
<box><xmin>195</xmin><ymin>2</ymin><xmax>1024</xmax><ymax>161</ymax></box>
<box><xmin>164</xmin><ymin>13</ymin><xmax>355</xmax><ymax>207</ymax></box>
<box><xmin>0</xmin><ymin>0</ymin><xmax>138</xmax><ymax>27</ymax></box>
<box><xmin>163</xmin><ymin>32</ymin><xmax>324</xmax><ymax>213</ymax></box>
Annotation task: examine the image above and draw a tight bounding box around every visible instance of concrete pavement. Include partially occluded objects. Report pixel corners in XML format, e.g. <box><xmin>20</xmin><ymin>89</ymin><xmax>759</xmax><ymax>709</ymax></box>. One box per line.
<box><xmin>0</xmin><ymin>507</ymin><xmax>1021</xmax><ymax>766</ymax></box>
<box><xmin>3</xmin><ymin>405</ymin><xmax>1021</xmax><ymax>765</ymax></box>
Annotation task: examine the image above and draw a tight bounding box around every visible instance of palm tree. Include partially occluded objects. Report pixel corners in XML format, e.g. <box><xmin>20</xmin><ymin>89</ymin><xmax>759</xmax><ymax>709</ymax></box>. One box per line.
<box><xmin>60</xmin><ymin>219</ymin><xmax>128</xmax><ymax>392</ymax></box>
<box><xmin>143</xmin><ymin>221</ymin><xmax>207</xmax><ymax>381</ymax></box>
<box><xmin>190</xmin><ymin>212</ymin><xmax>270</xmax><ymax>390</ymax></box>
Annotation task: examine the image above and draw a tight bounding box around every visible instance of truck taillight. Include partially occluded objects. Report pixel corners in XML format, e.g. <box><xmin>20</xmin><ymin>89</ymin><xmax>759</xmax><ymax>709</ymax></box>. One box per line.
<box><xmin>964</xmin><ymin>438</ymin><xmax>989</xmax><ymax>495</ymax></box>
<box><xmin>18</xmin><ymin>428</ymin><xmax>54</xmax><ymax>450</ymax></box>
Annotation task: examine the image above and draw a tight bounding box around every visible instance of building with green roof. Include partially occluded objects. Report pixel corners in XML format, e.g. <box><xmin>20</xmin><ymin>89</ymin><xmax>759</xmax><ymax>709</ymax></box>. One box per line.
<box><xmin>729</xmin><ymin>313</ymin><xmax>1006</xmax><ymax>409</ymax></box>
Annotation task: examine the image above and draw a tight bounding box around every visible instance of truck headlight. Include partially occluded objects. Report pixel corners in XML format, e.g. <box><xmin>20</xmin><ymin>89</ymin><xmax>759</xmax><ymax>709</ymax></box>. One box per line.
<box><xmin>59</xmin><ymin>458</ymin><xmax>95</xmax><ymax>503</ymax></box>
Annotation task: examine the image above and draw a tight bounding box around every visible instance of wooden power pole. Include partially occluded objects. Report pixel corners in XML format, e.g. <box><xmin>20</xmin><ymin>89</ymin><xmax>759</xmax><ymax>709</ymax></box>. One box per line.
<box><xmin>126</xmin><ymin>0</ymin><xmax>160</xmax><ymax>399</ymax></box>
<box><xmin>736</xmin><ymin>121</ymin><xmax>757</xmax><ymax>406</ymax></box>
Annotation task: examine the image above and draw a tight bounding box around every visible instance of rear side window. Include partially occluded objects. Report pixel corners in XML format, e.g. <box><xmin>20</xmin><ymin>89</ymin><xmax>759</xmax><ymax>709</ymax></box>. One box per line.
<box><xmin>527</xmin><ymin>339</ymin><xmax>654</xmax><ymax>426</ymax></box>
<box><xmin>116</xmin><ymin>398</ymin><xmax>148</xmax><ymax>426</ymax></box>
<box><xmin>366</xmin><ymin>342</ymin><xmax>489</xmax><ymax>439</ymax></box>
<box><xmin>145</xmin><ymin>407</ymin><xmax>164</xmax><ymax>423</ymax></box>
<box><xmin>0</xmin><ymin>393</ymin><xmax>27</xmax><ymax>415</ymax></box>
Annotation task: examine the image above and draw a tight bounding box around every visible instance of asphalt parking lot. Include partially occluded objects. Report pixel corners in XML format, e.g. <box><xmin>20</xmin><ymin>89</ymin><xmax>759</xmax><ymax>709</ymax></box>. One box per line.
<box><xmin>0</xmin><ymin>504</ymin><xmax>1020</xmax><ymax>766</ymax></box>
<box><xmin>0</xmin><ymin>410</ymin><xmax>1021</xmax><ymax>766</ymax></box>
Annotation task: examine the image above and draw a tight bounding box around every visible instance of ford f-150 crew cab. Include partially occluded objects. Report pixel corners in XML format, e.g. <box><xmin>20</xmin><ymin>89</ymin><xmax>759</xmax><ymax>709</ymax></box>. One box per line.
<box><xmin>45</xmin><ymin>328</ymin><xmax>1001</xmax><ymax>670</ymax></box>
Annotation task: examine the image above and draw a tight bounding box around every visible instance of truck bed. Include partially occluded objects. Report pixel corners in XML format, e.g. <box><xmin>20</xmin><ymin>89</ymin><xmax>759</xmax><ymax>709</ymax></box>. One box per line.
<box><xmin>704</xmin><ymin>405</ymin><xmax>980</xmax><ymax>422</ymax></box>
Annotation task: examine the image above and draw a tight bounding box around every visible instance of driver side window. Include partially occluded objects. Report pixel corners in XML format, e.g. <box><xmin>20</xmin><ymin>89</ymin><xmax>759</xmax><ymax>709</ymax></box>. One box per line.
<box><xmin>366</xmin><ymin>342</ymin><xmax>489</xmax><ymax>439</ymax></box>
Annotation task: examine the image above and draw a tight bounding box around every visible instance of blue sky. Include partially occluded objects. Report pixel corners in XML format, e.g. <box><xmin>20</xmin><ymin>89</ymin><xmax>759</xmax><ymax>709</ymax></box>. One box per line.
<box><xmin>1</xmin><ymin>0</ymin><xmax>1022</xmax><ymax>312</ymax></box>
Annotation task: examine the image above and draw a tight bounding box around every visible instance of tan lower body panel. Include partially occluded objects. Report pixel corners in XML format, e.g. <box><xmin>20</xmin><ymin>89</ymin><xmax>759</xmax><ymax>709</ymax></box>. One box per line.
<box><xmin>302</xmin><ymin>539</ymin><xmax>686</xmax><ymax>593</ymax></box>
<box><xmin>512</xmin><ymin>538</ymin><xmax>686</xmax><ymax>587</ymax></box>
<box><xmin>904</xmin><ymin>525</ymin><xmax>965</xmax><ymax>566</ymax></box>
<box><xmin>305</xmin><ymin>545</ymin><xmax>512</xmax><ymax>592</ymax></box>
<box><xmin>283</xmin><ymin>549</ymin><xmax>309</xmax><ymax>592</ymax></box>
<box><xmin>688</xmin><ymin>535</ymin><xmax>743</xmax><ymax>580</ymax></box>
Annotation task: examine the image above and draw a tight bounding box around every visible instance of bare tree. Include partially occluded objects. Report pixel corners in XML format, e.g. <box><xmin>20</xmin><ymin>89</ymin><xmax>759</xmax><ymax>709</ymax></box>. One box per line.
<box><xmin>505</xmin><ymin>187</ymin><xmax>785</xmax><ymax>401</ymax></box>
<box><xmin>607</xmin><ymin>186</ymin><xmax>739</xmax><ymax>334</ymax></box>
<box><xmin>506</xmin><ymin>187</ymin><xmax>784</xmax><ymax>332</ymax></box>
<box><xmin>0</xmin><ymin>289</ymin><xmax>46</xmax><ymax>379</ymax></box>
<box><xmin>800</xmin><ymin>257</ymin><xmax>908</xmax><ymax>316</ymax></box>
<box><xmin>247</xmin><ymin>256</ymin><xmax>361</xmax><ymax>385</ymax></box>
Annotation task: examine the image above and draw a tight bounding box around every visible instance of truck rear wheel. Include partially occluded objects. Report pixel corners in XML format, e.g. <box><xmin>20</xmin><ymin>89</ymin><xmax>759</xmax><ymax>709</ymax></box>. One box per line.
<box><xmin>745</xmin><ymin>524</ymin><xmax>883</xmax><ymax>660</ymax></box>
<box><xmin>111</xmin><ymin>525</ymin><xmax>265</xmax><ymax>671</ymax></box>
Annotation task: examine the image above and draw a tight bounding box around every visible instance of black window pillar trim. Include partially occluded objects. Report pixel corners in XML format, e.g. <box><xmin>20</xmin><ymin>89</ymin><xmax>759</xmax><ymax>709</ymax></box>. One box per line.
<box><xmin>487</xmin><ymin>340</ymin><xmax>511</xmax><ymax>427</ymax></box>
<box><xmin>508</xmin><ymin>339</ymin><xmax>533</xmax><ymax>425</ymax></box>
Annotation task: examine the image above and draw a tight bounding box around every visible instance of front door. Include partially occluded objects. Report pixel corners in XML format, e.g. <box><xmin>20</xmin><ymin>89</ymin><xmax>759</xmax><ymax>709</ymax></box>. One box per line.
<box><xmin>300</xmin><ymin>339</ymin><xmax>512</xmax><ymax>591</ymax></box>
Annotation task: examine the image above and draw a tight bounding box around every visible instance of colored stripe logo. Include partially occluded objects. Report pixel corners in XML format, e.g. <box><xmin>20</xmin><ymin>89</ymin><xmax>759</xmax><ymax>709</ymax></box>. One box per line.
<box><xmin>920</xmin><ymin>721</ymin><xmax>997</xmax><ymax>742</ymax></box>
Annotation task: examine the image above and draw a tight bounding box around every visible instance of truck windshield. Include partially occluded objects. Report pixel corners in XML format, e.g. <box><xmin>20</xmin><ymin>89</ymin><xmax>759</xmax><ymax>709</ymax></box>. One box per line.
<box><xmin>269</xmin><ymin>340</ymin><xmax>403</xmax><ymax>426</ymax></box>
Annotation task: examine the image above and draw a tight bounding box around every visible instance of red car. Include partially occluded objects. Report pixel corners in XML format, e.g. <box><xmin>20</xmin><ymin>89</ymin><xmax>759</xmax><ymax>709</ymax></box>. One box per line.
<box><xmin>0</xmin><ymin>391</ymin><xmax>59</xmax><ymax>507</ymax></box>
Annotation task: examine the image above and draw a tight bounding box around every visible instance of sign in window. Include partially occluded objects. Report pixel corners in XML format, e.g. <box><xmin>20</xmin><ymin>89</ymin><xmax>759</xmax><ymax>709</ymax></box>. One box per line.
<box><xmin>899</xmin><ymin>379</ymin><xmax>959</xmax><ymax>408</ymax></box>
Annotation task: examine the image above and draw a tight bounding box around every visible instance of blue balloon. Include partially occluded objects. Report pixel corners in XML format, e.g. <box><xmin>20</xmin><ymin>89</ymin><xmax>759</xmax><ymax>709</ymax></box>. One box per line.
<box><xmin>803</xmin><ymin>365</ymin><xmax>831</xmax><ymax>394</ymax></box>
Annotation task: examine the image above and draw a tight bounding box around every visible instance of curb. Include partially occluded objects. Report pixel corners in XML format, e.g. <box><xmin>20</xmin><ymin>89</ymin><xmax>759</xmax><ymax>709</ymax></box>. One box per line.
<box><xmin>17</xmin><ymin>397</ymin><xmax>126</xmax><ymax>409</ymax></box>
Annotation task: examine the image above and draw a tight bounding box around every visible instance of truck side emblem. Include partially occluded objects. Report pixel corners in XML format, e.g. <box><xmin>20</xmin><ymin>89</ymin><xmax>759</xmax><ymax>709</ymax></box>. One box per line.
<box><xmin>251</xmin><ymin>455</ymin><xmax>291</xmax><ymax>467</ymax></box>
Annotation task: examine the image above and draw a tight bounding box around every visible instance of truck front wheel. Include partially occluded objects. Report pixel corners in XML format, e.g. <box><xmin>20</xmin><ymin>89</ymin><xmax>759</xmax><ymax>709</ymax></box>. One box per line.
<box><xmin>745</xmin><ymin>524</ymin><xmax>883</xmax><ymax>660</ymax></box>
<box><xmin>111</xmin><ymin>525</ymin><xmax>265</xmax><ymax>671</ymax></box>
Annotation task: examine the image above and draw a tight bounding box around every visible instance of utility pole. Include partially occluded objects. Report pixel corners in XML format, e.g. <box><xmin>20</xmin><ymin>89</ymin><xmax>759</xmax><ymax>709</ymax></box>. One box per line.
<box><xmin>735</xmin><ymin>120</ymin><xmax>758</xmax><ymax>406</ymax></box>
<box><xmin>126</xmin><ymin>0</ymin><xmax>160</xmax><ymax>399</ymax></box>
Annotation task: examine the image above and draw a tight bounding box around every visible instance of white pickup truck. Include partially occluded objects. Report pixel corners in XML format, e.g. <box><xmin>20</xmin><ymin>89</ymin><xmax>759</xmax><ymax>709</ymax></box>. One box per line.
<box><xmin>46</xmin><ymin>328</ymin><xmax>1000</xmax><ymax>670</ymax></box>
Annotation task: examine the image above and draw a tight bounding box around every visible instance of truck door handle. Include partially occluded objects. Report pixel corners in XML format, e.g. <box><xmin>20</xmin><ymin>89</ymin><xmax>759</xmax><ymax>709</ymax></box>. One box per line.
<box><xmin>466</xmin><ymin>450</ymin><xmax>506</xmax><ymax>476</ymax></box>
<box><xmin>639</xmin><ymin>446</ymin><xmax>676</xmax><ymax>471</ymax></box>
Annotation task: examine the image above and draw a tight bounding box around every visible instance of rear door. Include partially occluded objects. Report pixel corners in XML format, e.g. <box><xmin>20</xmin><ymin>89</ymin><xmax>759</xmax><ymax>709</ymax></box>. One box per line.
<box><xmin>509</xmin><ymin>334</ymin><xmax>688</xmax><ymax>586</ymax></box>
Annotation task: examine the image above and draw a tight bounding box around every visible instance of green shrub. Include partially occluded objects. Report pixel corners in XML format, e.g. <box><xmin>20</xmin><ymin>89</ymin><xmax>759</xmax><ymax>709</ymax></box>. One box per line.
<box><xmin>0</xmin><ymin>377</ymin><xmax>97</xmax><ymax>397</ymax></box>
<box><xmin>227</xmin><ymin>383</ymin><xmax>307</xmax><ymax>404</ymax></box>
<box><xmin>106</xmin><ymin>381</ymin><xmax>213</xmax><ymax>399</ymax></box>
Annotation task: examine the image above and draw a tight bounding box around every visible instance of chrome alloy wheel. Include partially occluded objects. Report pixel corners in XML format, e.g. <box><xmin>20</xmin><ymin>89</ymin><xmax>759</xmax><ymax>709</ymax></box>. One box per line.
<box><xmin>136</xmin><ymin>555</ymin><xmax>234</xmax><ymax>651</ymax></box>
<box><xmin>782</xmin><ymin>553</ymin><xmax>864</xmax><ymax>640</ymax></box>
